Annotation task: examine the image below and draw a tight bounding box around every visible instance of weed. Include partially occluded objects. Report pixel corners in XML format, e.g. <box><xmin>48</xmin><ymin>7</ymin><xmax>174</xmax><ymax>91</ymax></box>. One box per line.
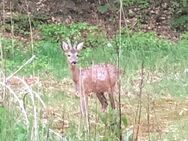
<box><xmin>171</xmin><ymin>15</ymin><xmax>188</xmax><ymax>32</ymax></box>
<box><xmin>151</xmin><ymin>118</ymin><xmax>188</xmax><ymax>140</ymax></box>
<box><xmin>0</xmin><ymin>107</ymin><xmax>27</xmax><ymax>141</ymax></box>
<box><xmin>2</xmin><ymin>23</ymin><xmax>188</xmax><ymax>140</ymax></box>
<box><xmin>3</xmin><ymin>13</ymin><xmax>47</xmax><ymax>36</ymax></box>
<box><xmin>39</xmin><ymin>22</ymin><xmax>98</xmax><ymax>41</ymax></box>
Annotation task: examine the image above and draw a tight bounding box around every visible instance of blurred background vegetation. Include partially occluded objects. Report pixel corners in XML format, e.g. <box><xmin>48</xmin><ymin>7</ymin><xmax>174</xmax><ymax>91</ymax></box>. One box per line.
<box><xmin>0</xmin><ymin>0</ymin><xmax>188</xmax><ymax>141</ymax></box>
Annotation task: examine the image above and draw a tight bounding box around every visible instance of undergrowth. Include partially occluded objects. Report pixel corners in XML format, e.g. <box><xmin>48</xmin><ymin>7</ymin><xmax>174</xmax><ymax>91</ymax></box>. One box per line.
<box><xmin>0</xmin><ymin>107</ymin><xmax>27</xmax><ymax>141</ymax></box>
<box><xmin>1</xmin><ymin>22</ymin><xmax>188</xmax><ymax>140</ymax></box>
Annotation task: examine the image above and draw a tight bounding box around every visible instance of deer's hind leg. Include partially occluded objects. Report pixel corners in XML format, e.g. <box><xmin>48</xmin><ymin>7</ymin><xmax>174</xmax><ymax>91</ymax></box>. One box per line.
<box><xmin>108</xmin><ymin>93</ymin><xmax>115</xmax><ymax>109</ymax></box>
<box><xmin>96</xmin><ymin>92</ymin><xmax>108</xmax><ymax>112</ymax></box>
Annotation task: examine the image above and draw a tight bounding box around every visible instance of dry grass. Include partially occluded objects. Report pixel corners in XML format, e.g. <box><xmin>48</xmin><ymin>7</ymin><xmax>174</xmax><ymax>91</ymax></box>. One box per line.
<box><xmin>38</xmin><ymin>73</ymin><xmax>188</xmax><ymax>140</ymax></box>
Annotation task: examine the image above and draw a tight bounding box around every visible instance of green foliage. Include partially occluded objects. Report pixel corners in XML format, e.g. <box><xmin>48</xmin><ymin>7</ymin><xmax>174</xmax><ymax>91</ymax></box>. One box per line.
<box><xmin>171</xmin><ymin>0</ymin><xmax>188</xmax><ymax>13</ymax></box>
<box><xmin>122</xmin><ymin>115</ymin><xmax>128</xmax><ymax>127</ymax></box>
<box><xmin>38</xmin><ymin>22</ymin><xmax>109</xmax><ymax>73</ymax></box>
<box><xmin>98</xmin><ymin>3</ymin><xmax>110</xmax><ymax>14</ymax></box>
<box><xmin>112</xmin><ymin>30</ymin><xmax>175</xmax><ymax>71</ymax></box>
<box><xmin>179</xmin><ymin>32</ymin><xmax>188</xmax><ymax>46</ymax></box>
<box><xmin>88</xmin><ymin>109</ymin><xmax>121</xmax><ymax>140</ymax></box>
<box><xmin>171</xmin><ymin>15</ymin><xmax>188</xmax><ymax>32</ymax></box>
<box><xmin>151</xmin><ymin>119</ymin><xmax>188</xmax><ymax>140</ymax></box>
<box><xmin>170</xmin><ymin>0</ymin><xmax>188</xmax><ymax>32</ymax></box>
<box><xmin>0</xmin><ymin>37</ymin><xmax>33</xmax><ymax>74</ymax></box>
<box><xmin>1</xmin><ymin>37</ymin><xmax>67</xmax><ymax>77</ymax></box>
<box><xmin>2</xmin><ymin>24</ymin><xmax>188</xmax><ymax>140</ymax></box>
<box><xmin>0</xmin><ymin>107</ymin><xmax>27</xmax><ymax>141</ymax></box>
<box><xmin>39</xmin><ymin>22</ymin><xmax>98</xmax><ymax>41</ymax></box>
<box><xmin>4</xmin><ymin>13</ymin><xmax>46</xmax><ymax>35</ymax></box>
<box><xmin>152</xmin><ymin>70</ymin><xmax>188</xmax><ymax>96</ymax></box>
<box><xmin>0</xmin><ymin>37</ymin><xmax>24</xmax><ymax>59</ymax></box>
<box><xmin>3</xmin><ymin>24</ymin><xmax>188</xmax><ymax>80</ymax></box>
<box><xmin>33</xmin><ymin>40</ymin><xmax>68</xmax><ymax>78</ymax></box>
<box><xmin>0</xmin><ymin>107</ymin><xmax>60</xmax><ymax>141</ymax></box>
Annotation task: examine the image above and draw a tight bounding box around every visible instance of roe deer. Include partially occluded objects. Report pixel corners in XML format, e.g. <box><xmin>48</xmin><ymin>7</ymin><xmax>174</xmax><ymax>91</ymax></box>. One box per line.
<box><xmin>61</xmin><ymin>40</ymin><xmax>121</xmax><ymax>116</ymax></box>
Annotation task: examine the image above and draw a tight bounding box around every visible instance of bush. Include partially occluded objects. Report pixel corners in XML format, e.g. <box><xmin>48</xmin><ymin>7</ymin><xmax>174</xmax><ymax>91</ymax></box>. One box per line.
<box><xmin>39</xmin><ymin>22</ymin><xmax>98</xmax><ymax>41</ymax></box>
<box><xmin>171</xmin><ymin>15</ymin><xmax>188</xmax><ymax>32</ymax></box>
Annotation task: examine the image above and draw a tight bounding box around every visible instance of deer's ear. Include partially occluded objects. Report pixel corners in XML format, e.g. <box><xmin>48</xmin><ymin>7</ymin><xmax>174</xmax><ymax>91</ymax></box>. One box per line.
<box><xmin>76</xmin><ymin>42</ymin><xmax>84</xmax><ymax>51</ymax></box>
<box><xmin>61</xmin><ymin>41</ymin><xmax>69</xmax><ymax>51</ymax></box>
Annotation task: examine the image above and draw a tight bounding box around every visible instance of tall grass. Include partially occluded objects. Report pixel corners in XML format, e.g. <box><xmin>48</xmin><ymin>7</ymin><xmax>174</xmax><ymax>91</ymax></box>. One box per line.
<box><xmin>0</xmin><ymin>107</ymin><xmax>27</xmax><ymax>141</ymax></box>
<box><xmin>1</xmin><ymin>21</ymin><xmax>188</xmax><ymax>140</ymax></box>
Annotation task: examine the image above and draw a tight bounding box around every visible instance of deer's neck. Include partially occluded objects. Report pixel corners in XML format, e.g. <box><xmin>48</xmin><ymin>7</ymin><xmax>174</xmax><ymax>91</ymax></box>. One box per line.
<box><xmin>70</xmin><ymin>65</ymin><xmax>80</xmax><ymax>83</ymax></box>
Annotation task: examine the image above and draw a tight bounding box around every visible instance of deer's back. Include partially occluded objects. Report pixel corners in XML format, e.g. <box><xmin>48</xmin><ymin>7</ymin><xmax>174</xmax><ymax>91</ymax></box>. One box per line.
<box><xmin>79</xmin><ymin>64</ymin><xmax>121</xmax><ymax>93</ymax></box>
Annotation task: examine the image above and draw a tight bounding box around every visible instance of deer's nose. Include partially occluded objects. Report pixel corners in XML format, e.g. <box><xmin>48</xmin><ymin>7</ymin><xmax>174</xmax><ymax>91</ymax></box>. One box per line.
<box><xmin>71</xmin><ymin>61</ymin><xmax>77</xmax><ymax>64</ymax></box>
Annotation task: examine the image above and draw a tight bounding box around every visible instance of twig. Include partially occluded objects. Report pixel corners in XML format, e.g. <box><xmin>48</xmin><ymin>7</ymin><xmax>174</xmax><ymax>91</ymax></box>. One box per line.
<box><xmin>135</xmin><ymin>61</ymin><xmax>144</xmax><ymax>141</ymax></box>
<box><xmin>0</xmin><ymin>37</ymin><xmax>6</xmax><ymax>102</ymax></box>
<box><xmin>10</xmin><ymin>1</ymin><xmax>15</xmax><ymax>57</ymax></box>
<box><xmin>0</xmin><ymin>0</ymin><xmax>7</xmax><ymax>106</ymax></box>
<box><xmin>24</xmin><ymin>0</ymin><xmax>37</xmax><ymax>139</ymax></box>
<box><xmin>24</xmin><ymin>0</ymin><xmax>34</xmax><ymax>55</ymax></box>
<box><xmin>118</xmin><ymin>0</ymin><xmax>123</xmax><ymax>140</ymax></box>
<box><xmin>147</xmin><ymin>91</ymin><xmax>150</xmax><ymax>141</ymax></box>
<box><xmin>2</xmin><ymin>0</ymin><xmax>5</xmax><ymax>25</ymax></box>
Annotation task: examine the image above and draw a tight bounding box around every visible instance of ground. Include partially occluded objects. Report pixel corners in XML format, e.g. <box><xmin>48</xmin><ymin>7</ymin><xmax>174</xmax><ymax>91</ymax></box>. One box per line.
<box><xmin>4</xmin><ymin>70</ymin><xmax>188</xmax><ymax>140</ymax></box>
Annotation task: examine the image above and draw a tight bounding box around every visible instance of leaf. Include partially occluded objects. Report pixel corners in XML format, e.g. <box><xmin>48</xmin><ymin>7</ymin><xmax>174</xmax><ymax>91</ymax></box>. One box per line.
<box><xmin>122</xmin><ymin>115</ymin><xmax>128</xmax><ymax>127</ymax></box>
<box><xmin>98</xmin><ymin>4</ymin><xmax>109</xmax><ymax>14</ymax></box>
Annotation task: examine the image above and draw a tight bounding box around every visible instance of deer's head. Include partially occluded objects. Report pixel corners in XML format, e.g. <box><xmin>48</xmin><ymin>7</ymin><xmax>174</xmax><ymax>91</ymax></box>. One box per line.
<box><xmin>61</xmin><ymin>41</ymin><xmax>84</xmax><ymax>65</ymax></box>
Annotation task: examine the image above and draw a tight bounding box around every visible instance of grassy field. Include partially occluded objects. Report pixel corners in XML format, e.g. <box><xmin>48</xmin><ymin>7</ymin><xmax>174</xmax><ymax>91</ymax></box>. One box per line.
<box><xmin>0</xmin><ymin>23</ymin><xmax>188</xmax><ymax>141</ymax></box>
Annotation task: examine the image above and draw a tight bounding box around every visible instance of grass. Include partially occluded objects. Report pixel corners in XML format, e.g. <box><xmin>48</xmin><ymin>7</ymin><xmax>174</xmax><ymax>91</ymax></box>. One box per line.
<box><xmin>1</xmin><ymin>23</ymin><xmax>188</xmax><ymax>140</ymax></box>
<box><xmin>0</xmin><ymin>107</ymin><xmax>27</xmax><ymax>141</ymax></box>
<box><xmin>165</xmin><ymin>119</ymin><xmax>188</xmax><ymax>140</ymax></box>
<box><xmin>151</xmin><ymin>118</ymin><xmax>188</xmax><ymax>140</ymax></box>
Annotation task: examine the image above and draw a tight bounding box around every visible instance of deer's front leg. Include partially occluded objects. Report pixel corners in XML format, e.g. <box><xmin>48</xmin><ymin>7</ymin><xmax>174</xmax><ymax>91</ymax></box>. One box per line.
<box><xmin>74</xmin><ymin>83</ymin><xmax>80</xmax><ymax>97</ymax></box>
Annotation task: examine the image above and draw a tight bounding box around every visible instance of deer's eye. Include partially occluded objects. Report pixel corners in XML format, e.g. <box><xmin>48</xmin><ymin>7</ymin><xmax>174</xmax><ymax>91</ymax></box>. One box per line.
<box><xmin>67</xmin><ymin>54</ymin><xmax>71</xmax><ymax>57</ymax></box>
